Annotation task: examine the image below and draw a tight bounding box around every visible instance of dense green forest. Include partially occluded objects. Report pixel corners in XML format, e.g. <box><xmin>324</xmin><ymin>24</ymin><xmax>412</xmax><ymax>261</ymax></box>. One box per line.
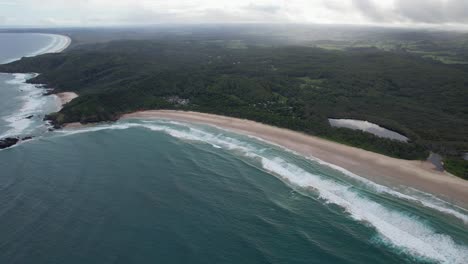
<box><xmin>0</xmin><ymin>36</ymin><xmax>467</xmax><ymax>176</ymax></box>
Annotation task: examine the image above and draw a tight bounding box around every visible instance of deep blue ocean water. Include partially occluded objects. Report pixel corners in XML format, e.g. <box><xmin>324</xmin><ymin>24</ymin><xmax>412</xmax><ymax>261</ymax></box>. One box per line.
<box><xmin>0</xmin><ymin>33</ymin><xmax>467</xmax><ymax>264</ymax></box>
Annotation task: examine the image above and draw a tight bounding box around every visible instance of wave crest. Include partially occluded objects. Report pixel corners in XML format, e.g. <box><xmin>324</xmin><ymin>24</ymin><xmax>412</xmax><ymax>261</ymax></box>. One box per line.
<box><xmin>55</xmin><ymin>120</ymin><xmax>468</xmax><ymax>263</ymax></box>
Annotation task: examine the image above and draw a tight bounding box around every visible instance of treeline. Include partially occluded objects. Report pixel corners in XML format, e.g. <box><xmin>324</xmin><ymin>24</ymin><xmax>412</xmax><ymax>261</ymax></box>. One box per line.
<box><xmin>1</xmin><ymin>39</ymin><xmax>467</xmax><ymax>174</ymax></box>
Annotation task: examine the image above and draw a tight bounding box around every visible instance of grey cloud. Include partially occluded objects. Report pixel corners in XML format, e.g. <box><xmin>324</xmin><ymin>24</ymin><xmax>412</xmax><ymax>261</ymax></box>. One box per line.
<box><xmin>243</xmin><ymin>3</ymin><xmax>281</xmax><ymax>14</ymax></box>
<box><xmin>322</xmin><ymin>1</ymin><xmax>347</xmax><ymax>12</ymax></box>
<box><xmin>122</xmin><ymin>8</ymin><xmax>175</xmax><ymax>24</ymax></box>
<box><xmin>3</xmin><ymin>0</ymin><xmax>468</xmax><ymax>27</ymax></box>
<box><xmin>394</xmin><ymin>0</ymin><xmax>444</xmax><ymax>23</ymax></box>
<box><xmin>193</xmin><ymin>7</ymin><xmax>286</xmax><ymax>23</ymax></box>
<box><xmin>352</xmin><ymin>0</ymin><xmax>468</xmax><ymax>24</ymax></box>
<box><xmin>117</xmin><ymin>7</ymin><xmax>278</xmax><ymax>25</ymax></box>
<box><xmin>395</xmin><ymin>0</ymin><xmax>468</xmax><ymax>23</ymax></box>
<box><xmin>351</xmin><ymin>0</ymin><xmax>393</xmax><ymax>22</ymax></box>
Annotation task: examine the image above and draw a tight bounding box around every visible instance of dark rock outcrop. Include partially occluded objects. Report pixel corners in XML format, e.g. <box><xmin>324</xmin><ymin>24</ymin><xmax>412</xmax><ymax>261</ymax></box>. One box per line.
<box><xmin>0</xmin><ymin>137</ymin><xmax>19</xmax><ymax>149</ymax></box>
<box><xmin>0</xmin><ymin>136</ymin><xmax>35</xmax><ymax>149</ymax></box>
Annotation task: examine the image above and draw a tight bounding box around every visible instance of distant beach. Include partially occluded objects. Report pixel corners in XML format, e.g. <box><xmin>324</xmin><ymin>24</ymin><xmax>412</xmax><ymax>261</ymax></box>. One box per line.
<box><xmin>56</xmin><ymin>92</ymin><xmax>78</xmax><ymax>108</ymax></box>
<box><xmin>0</xmin><ymin>33</ymin><xmax>71</xmax><ymax>64</ymax></box>
<box><xmin>122</xmin><ymin>110</ymin><xmax>468</xmax><ymax>209</ymax></box>
<box><xmin>33</xmin><ymin>36</ymin><xmax>78</xmax><ymax>109</ymax></box>
<box><xmin>0</xmin><ymin>33</ymin><xmax>72</xmax><ymax>138</ymax></box>
<box><xmin>29</xmin><ymin>34</ymin><xmax>71</xmax><ymax>57</ymax></box>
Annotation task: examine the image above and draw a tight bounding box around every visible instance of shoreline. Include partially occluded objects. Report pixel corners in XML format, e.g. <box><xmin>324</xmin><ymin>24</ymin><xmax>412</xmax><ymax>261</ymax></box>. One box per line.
<box><xmin>36</xmin><ymin>35</ymin><xmax>76</xmax><ymax>109</ymax></box>
<box><xmin>121</xmin><ymin>110</ymin><xmax>468</xmax><ymax>209</ymax></box>
<box><xmin>0</xmin><ymin>33</ymin><xmax>73</xmax><ymax>144</ymax></box>
<box><xmin>0</xmin><ymin>33</ymin><xmax>71</xmax><ymax>64</ymax></box>
<box><xmin>32</xmin><ymin>34</ymin><xmax>71</xmax><ymax>56</ymax></box>
<box><xmin>53</xmin><ymin>35</ymin><xmax>72</xmax><ymax>53</ymax></box>
<box><xmin>56</xmin><ymin>92</ymin><xmax>78</xmax><ymax>108</ymax></box>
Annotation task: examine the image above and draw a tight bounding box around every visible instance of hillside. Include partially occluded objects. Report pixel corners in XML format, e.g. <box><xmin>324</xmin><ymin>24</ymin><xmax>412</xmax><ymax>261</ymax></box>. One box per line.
<box><xmin>1</xmin><ymin>39</ymin><xmax>467</xmax><ymax>176</ymax></box>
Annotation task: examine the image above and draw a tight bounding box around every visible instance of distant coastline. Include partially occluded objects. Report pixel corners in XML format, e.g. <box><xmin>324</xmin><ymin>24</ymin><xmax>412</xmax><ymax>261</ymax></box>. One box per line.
<box><xmin>120</xmin><ymin>110</ymin><xmax>468</xmax><ymax>210</ymax></box>
<box><xmin>56</xmin><ymin>92</ymin><xmax>78</xmax><ymax>109</ymax></box>
<box><xmin>1</xmin><ymin>33</ymin><xmax>71</xmax><ymax>64</ymax></box>
<box><xmin>18</xmin><ymin>33</ymin><xmax>75</xmax><ymax>112</ymax></box>
<box><xmin>33</xmin><ymin>34</ymin><xmax>71</xmax><ymax>54</ymax></box>
<box><xmin>0</xmin><ymin>33</ymin><xmax>73</xmax><ymax>146</ymax></box>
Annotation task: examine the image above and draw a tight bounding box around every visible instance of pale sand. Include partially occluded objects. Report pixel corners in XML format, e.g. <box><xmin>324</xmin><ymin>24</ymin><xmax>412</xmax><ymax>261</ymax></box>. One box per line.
<box><xmin>63</xmin><ymin>122</ymin><xmax>96</xmax><ymax>129</ymax></box>
<box><xmin>56</xmin><ymin>92</ymin><xmax>78</xmax><ymax>107</ymax></box>
<box><xmin>122</xmin><ymin>110</ymin><xmax>468</xmax><ymax>209</ymax></box>
<box><xmin>32</xmin><ymin>34</ymin><xmax>71</xmax><ymax>56</ymax></box>
<box><xmin>47</xmin><ymin>36</ymin><xmax>75</xmax><ymax>110</ymax></box>
<box><xmin>54</xmin><ymin>36</ymin><xmax>72</xmax><ymax>53</ymax></box>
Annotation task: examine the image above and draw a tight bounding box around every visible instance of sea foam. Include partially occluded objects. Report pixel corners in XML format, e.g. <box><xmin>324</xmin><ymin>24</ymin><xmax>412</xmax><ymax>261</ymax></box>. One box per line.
<box><xmin>0</xmin><ymin>74</ymin><xmax>54</xmax><ymax>138</ymax></box>
<box><xmin>189</xmin><ymin>121</ymin><xmax>468</xmax><ymax>223</ymax></box>
<box><xmin>56</xmin><ymin>120</ymin><xmax>468</xmax><ymax>263</ymax></box>
<box><xmin>0</xmin><ymin>33</ymin><xmax>71</xmax><ymax>138</ymax></box>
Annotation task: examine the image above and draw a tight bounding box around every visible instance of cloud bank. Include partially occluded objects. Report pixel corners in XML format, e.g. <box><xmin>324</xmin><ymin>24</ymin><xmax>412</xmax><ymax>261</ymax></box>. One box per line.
<box><xmin>0</xmin><ymin>0</ymin><xmax>467</xmax><ymax>27</ymax></box>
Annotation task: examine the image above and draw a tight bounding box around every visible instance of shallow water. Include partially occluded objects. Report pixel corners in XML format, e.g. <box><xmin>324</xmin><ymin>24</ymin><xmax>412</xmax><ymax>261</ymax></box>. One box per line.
<box><xmin>0</xmin><ymin>34</ymin><xmax>467</xmax><ymax>264</ymax></box>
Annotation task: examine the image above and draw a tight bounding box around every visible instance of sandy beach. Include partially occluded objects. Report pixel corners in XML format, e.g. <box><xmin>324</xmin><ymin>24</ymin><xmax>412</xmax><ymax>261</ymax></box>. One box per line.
<box><xmin>122</xmin><ymin>110</ymin><xmax>468</xmax><ymax>209</ymax></box>
<box><xmin>38</xmin><ymin>34</ymin><xmax>71</xmax><ymax>54</ymax></box>
<box><xmin>54</xmin><ymin>35</ymin><xmax>72</xmax><ymax>53</ymax></box>
<box><xmin>56</xmin><ymin>92</ymin><xmax>78</xmax><ymax>107</ymax></box>
<box><xmin>46</xmin><ymin>36</ymin><xmax>76</xmax><ymax>109</ymax></box>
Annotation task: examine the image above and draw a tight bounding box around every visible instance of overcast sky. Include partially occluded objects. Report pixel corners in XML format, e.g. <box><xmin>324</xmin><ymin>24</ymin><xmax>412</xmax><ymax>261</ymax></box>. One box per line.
<box><xmin>1</xmin><ymin>0</ymin><xmax>468</xmax><ymax>28</ymax></box>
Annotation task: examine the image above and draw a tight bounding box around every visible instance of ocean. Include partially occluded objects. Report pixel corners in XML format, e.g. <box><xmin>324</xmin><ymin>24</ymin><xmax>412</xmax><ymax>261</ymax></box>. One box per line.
<box><xmin>0</xmin><ymin>33</ymin><xmax>467</xmax><ymax>264</ymax></box>
<box><xmin>0</xmin><ymin>33</ymin><xmax>69</xmax><ymax>64</ymax></box>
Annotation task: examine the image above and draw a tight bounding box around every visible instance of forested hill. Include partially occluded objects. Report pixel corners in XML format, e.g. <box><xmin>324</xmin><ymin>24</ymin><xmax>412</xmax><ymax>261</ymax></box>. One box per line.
<box><xmin>1</xmin><ymin>39</ymin><xmax>467</xmax><ymax>176</ymax></box>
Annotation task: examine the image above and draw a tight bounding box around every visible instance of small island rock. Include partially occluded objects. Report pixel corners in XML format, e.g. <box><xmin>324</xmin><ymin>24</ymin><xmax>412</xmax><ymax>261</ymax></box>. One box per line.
<box><xmin>0</xmin><ymin>137</ymin><xmax>19</xmax><ymax>149</ymax></box>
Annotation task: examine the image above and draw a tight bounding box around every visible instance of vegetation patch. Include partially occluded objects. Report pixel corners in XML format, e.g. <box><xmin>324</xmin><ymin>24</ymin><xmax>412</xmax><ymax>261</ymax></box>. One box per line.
<box><xmin>1</xmin><ymin>39</ymin><xmax>467</xmax><ymax>176</ymax></box>
<box><xmin>444</xmin><ymin>158</ymin><xmax>468</xmax><ymax>180</ymax></box>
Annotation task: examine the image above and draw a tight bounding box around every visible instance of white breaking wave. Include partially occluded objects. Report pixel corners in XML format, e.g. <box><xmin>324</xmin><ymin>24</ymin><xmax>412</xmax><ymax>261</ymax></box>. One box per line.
<box><xmin>0</xmin><ymin>73</ymin><xmax>58</xmax><ymax>138</ymax></box>
<box><xmin>194</xmin><ymin>121</ymin><xmax>468</xmax><ymax>223</ymax></box>
<box><xmin>55</xmin><ymin>120</ymin><xmax>468</xmax><ymax>263</ymax></box>
<box><xmin>306</xmin><ymin>155</ymin><xmax>468</xmax><ymax>224</ymax></box>
<box><xmin>201</xmin><ymin>125</ymin><xmax>468</xmax><ymax>223</ymax></box>
<box><xmin>54</xmin><ymin>123</ymin><xmax>142</xmax><ymax>136</ymax></box>
<box><xmin>261</xmin><ymin>157</ymin><xmax>467</xmax><ymax>263</ymax></box>
<box><xmin>0</xmin><ymin>33</ymin><xmax>71</xmax><ymax>138</ymax></box>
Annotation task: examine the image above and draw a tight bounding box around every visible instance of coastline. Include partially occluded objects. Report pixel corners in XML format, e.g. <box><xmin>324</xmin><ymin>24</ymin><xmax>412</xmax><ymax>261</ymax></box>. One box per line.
<box><xmin>56</xmin><ymin>92</ymin><xmax>78</xmax><ymax>108</ymax></box>
<box><xmin>121</xmin><ymin>110</ymin><xmax>468</xmax><ymax>209</ymax></box>
<box><xmin>52</xmin><ymin>35</ymin><xmax>72</xmax><ymax>53</ymax></box>
<box><xmin>31</xmin><ymin>34</ymin><xmax>71</xmax><ymax>56</ymax></box>
<box><xmin>0</xmin><ymin>33</ymin><xmax>73</xmax><ymax>142</ymax></box>
<box><xmin>0</xmin><ymin>33</ymin><xmax>71</xmax><ymax>64</ymax></box>
<box><xmin>36</xmin><ymin>35</ymin><xmax>77</xmax><ymax>109</ymax></box>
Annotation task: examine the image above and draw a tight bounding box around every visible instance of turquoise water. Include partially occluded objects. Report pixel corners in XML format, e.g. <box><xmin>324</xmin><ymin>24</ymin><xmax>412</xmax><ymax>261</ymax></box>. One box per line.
<box><xmin>0</xmin><ymin>34</ymin><xmax>467</xmax><ymax>264</ymax></box>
